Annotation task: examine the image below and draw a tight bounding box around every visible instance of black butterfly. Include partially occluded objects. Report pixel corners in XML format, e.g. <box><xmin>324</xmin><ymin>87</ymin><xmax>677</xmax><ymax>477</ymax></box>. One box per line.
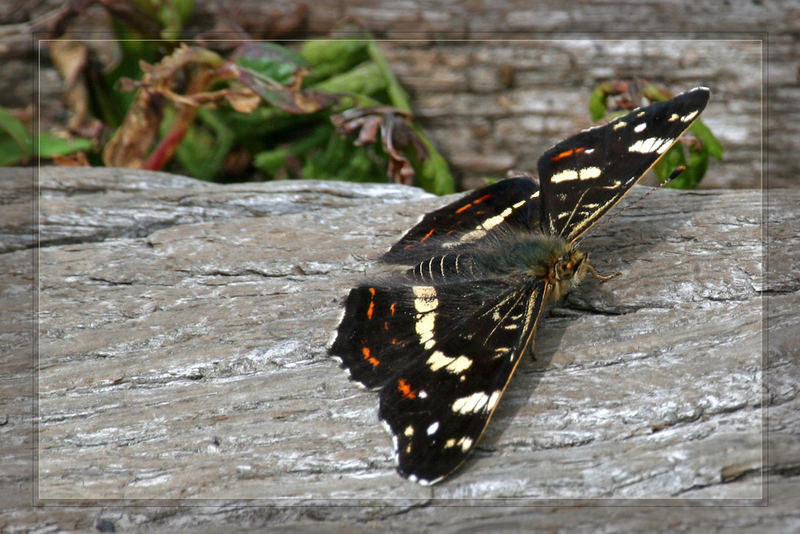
<box><xmin>329</xmin><ymin>87</ymin><xmax>710</xmax><ymax>485</ymax></box>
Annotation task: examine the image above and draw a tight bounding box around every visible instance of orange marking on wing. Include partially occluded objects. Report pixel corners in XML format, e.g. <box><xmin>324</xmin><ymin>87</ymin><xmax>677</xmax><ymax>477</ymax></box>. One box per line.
<box><xmin>550</xmin><ymin>146</ymin><xmax>586</xmax><ymax>162</ymax></box>
<box><xmin>455</xmin><ymin>202</ymin><xmax>472</xmax><ymax>214</ymax></box>
<box><xmin>391</xmin><ymin>338</ymin><xmax>399</xmax><ymax>345</ymax></box>
<box><xmin>397</xmin><ymin>378</ymin><xmax>417</xmax><ymax>399</ymax></box>
<box><xmin>472</xmin><ymin>193</ymin><xmax>492</xmax><ymax>204</ymax></box>
<box><xmin>384</xmin><ymin>321</ymin><xmax>390</xmax><ymax>331</ymax></box>
<box><xmin>419</xmin><ymin>228</ymin><xmax>436</xmax><ymax>243</ymax></box>
<box><xmin>390</xmin><ymin>302</ymin><xmax>397</xmax><ymax>315</ymax></box>
<box><xmin>366</xmin><ymin>287</ymin><xmax>376</xmax><ymax>319</ymax></box>
<box><xmin>362</xmin><ymin>346</ymin><xmax>380</xmax><ymax>367</ymax></box>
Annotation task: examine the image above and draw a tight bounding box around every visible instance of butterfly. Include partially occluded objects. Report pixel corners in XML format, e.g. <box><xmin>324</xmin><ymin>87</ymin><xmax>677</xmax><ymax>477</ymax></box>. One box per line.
<box><xmin>328</xmin><ymin>87</ymin><xmax>711</xmax><ymax>485</ymax></box>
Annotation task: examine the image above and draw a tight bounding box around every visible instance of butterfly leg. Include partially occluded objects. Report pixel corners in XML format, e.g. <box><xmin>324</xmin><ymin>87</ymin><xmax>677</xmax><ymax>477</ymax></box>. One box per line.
<box><xmin>586</xmin><ymin>261</ymin><xmax>621</xmax><ymax>281</ymax></box>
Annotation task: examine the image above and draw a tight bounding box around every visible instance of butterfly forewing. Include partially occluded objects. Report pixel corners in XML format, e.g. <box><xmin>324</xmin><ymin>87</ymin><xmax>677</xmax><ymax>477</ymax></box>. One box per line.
<box><xmin>382</xmin><ymin>176</ymin><xmax>542</xmax><ymax>265</ymax></box>
<box><xmin>377</xmin><ymin>280</ymin><xmax>548</xmax><ymax>484</ymax></box>
<box><xmin>538</xmin><ymin>87</ymin><xmax>710</xmax><ymax>242</ymax></box>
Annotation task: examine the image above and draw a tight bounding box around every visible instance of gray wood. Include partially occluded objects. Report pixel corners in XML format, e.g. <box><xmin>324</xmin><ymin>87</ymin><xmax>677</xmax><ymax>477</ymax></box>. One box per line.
<box><xmin>2</xmin><ymin>167</ymin><xmax>798</xmax><ymax>531</ymax></box>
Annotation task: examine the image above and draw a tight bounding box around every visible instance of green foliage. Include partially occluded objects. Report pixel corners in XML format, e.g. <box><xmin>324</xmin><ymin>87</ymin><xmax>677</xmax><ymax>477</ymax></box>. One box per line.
<box><xmin>0</xmin><ymin>106</ymin><xmax>92</xmax><ymax>165</ymax></box>
<box><xmin>234</xmin><ymin>43</ymin><xmax>310</xmax><ymax>86</ymax></box>
<box><xmin>29</xmin><ymin>3</ymin><xmax>454</xmax><ymax>194</ymax></box>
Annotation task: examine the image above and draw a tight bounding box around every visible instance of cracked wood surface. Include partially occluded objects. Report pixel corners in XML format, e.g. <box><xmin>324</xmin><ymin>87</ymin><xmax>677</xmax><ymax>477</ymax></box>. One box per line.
<box><xmin>2</xmin><ymin>167</ymin><xmax>798</xmax><ymax>531</ymax></box>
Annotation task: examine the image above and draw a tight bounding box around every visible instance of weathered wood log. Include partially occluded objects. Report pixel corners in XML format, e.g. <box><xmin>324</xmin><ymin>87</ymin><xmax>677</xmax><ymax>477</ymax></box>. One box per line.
<box><xmin>1</xmin><ymin>166</ymin><xmax>798</xmax><ymax>530</ymax></box>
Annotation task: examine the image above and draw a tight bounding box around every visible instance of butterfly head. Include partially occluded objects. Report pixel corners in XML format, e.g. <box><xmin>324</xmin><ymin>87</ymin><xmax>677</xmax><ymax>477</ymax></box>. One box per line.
<box><xmin>548</xmin><ymin>245</ymin><xmax>590</xmax><ymax>302</ymax></box>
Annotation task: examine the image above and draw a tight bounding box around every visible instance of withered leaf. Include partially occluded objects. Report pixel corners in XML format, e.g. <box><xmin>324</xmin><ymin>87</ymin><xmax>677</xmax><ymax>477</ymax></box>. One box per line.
<box><xmin>332</xmin><ymin>106</ymin><xmax>429</xmax><ymax>185</ymax></box>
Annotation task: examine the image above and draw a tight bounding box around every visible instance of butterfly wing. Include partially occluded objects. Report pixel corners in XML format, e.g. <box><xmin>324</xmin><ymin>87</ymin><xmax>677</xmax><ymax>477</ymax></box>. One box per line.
<box><xmin>375</xmin><ymin>280</ymin><xmax>548</xmax><ymax>484</ymax></box>
<box><xmin>381</xmin><ymin>176</ymin><xmax>542</xmax><ymax>265</ymax></box>
<box><xmin>538</xmin><ymin>87</ymin><xmax>710</xmax><ymax>242</ymax></box>
<box><xmin>329</xmin><ymin>281</ymin><xmax>429</xmax><ymax>389</ymax></box>
<box><xmin>329</xmin><ymin>248</ymin><xmax>549</xmax><ymax>484</ymax></box>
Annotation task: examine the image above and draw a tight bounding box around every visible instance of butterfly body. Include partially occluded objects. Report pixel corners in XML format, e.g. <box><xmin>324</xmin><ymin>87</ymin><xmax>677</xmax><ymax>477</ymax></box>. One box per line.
<box><xmin>403</xmin><ymin>230</ymin><xmax>589</xmax><ymax>299</ymax></box>
<box><xmin>329</xmin><ymin>87</ymin><xmax>711</xmax><ymax>485</ymax></box>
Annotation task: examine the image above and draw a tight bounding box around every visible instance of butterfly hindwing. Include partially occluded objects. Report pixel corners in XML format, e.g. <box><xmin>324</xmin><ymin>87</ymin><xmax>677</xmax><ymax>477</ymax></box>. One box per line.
<box><xmin>382</xmin><ymin>176</ymin><xmax>542</xmax><ymax>265</ymax></box>
<box><xmin>329</xmin><ymin>282</ymin><xmax>428</xmax><ymax>388</ymax></box>
<box><xmin>538</xmin><ymin>87</ymin><xmax>710</xmax><ymax>242</ymax></box>
<box><xmin>377</xmin><ymin>280</ymin><xmax>548</xmax><ymax>484</ymax></box>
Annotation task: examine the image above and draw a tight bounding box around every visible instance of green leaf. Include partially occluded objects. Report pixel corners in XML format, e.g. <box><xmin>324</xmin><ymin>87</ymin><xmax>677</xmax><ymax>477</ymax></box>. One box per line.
<box><xmin>589</xmin><ymin>84</ymin><xmax>610</xmax><ymax>121</ymax></box>
<box><xmin>0</xmin><ymin>106</ymin><xmax>31</xmax><ymax>161</ymax></box>
<box><xmin>174</xmin><ymin>108</ymin><xmax>234</xmax><ymax>180</ymax></box>
<box><xmin>418</xmin><ymin>149</ymin><xmax>455</xmax><ymax>195</ymax></box>
<box><xmin>367</xmin><ymin>40</ymin><xmax>412</xmax><ymax>113</ymax></box>
<box><xmin>653</xmin><ymin>143</ymin><xmax>686</xmax><ymax>184</ymax></box>
<box><xmin>689</xmin><ymin>119</ymin><xmax>723</xmax><ymax>160</ymax></box>
<box><xmin>254</xmin><ymin>147</ymin><xmax>291</xmax><ymax>176</ymax></box>
<box><xmin>156</xmin><ymin>0</ymin><xmax>194</xmax><ymax>39</ymax></box>
<box><xmin>311</xmin><ymin>62</ymin><xmax>388</xmax><ymax>96</ymax></box>
<box><xmin>0</xmin><ymin>138</ymin><xmax>27</xmax><ymax>166</ymax></box>
<box><xmin>37</xmin><ymin>133</ymin><xmax>93</xmax><ymax>158</ymax></box>
<box><xmin>234</xmin><ymin>43</ymin><xmax>309</xmax><ymax>86</ymax></box>
<box><xmin>300</xmin><ymin>39</ymin><xmax>370</xmax><ymax>85</ymax></box>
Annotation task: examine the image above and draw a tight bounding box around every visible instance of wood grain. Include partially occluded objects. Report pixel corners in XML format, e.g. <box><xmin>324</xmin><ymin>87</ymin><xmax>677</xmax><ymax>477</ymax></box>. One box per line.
<box><xmin>1</xmin><ymin>167</ymin><xmax>797</xmax><ymax>530</ymax></box>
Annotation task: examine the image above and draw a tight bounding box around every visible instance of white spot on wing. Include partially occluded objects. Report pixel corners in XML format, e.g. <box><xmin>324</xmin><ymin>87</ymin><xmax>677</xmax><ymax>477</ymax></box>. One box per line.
<box><xmin>613</xmin><ymin>120</ymin><xmax>627</xmax><ymax>131</ymax></box>
<box><xmin>457</xmin><ymin>227</ymin><xmax>487</xmax><ymax>244</ymax></box>
<box><xmin>628</xmin><ymin>137</ymin><xmax>671</xmax><ymax>154</ymax></box>
<box><xmin>681</xmin><ymin>110</ymin><xmax>699</xmax><ymax>122</ymax></box>
<box><xmin>426</xmin><ymin>351</ymin><xmax>473</xmax><ymax>373</ymax></box>
<box><xmin>487</xmin><ymin>390</ymin><xmax>502</xmax><ymax>412</ymax></box>
<box><xmin>482</xmin><ymin>207</ymin><xmax>513</xmax><ymax>231</ymax></box>
<box><xmin>550</xmin><ymin>166</ymin><xmax>601</xmax><ymax>183</ymax></box>
<box><xmin>656</xmin><ymin>138</ymin><xmax>675</xmax><ymax>154</ymax></box>
<box><xmin>550</xmin><ymin>169</ymin><xmax>578</xmax><ymax>183</ymax></box>
<box><xmin>580</xmin><ymin>166</ymin><xmax>601</xmax><ymax>179</ymax></box>
<box><xmin>412</xmin><ymin>286</ymin><xmax>438</xmax><ymax>312</ymax></box>
<box><xmin>452</xmin><ymin>392</ymin><xmax>491</xmax><ymax>414</ymax></box>
<box><xmin>426</xmin><ymin>422</ymin><xmax>439</xmax><ymax>435</ymax></box>
<box><xmin>412</xmin><ymin>286</ymin><xmax>439</xmax><ymax>348</ymax></box>
<box><xmin>634</xmin><ymin>122</ymin><xmax>646</xmax><ymax>133</ymax></box>
<box><xmin>404</xmin><ymin>425</ymin><xmax>414</xmax><ymax>437</ymax></box>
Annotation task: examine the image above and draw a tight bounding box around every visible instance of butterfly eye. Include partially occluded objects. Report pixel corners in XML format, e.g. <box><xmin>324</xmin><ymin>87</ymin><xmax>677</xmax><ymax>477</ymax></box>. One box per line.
<box><xmin>566</xmin><ymin>262</ymin><xmax>573</xmax><ymax>270</ymax></box>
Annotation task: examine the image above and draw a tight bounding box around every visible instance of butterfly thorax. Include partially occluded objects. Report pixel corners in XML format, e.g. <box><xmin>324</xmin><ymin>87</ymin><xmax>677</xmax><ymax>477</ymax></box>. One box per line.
<box><xmin>474</xmin><ymin>233</ymin><xmax>589</xmax><ymax>302</ymax></box>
